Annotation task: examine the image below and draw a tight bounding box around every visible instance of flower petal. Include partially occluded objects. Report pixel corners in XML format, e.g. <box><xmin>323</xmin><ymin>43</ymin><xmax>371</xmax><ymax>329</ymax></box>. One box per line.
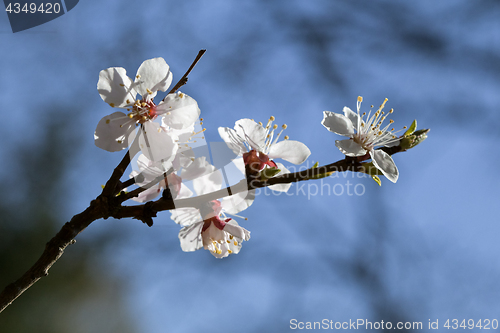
<box><xmin>181</xmin><ymin>157</ymin><xmax>216</xmax><ymax>181</ymax></box>
<box><xmin>234</xmin><ymin>119</ymin><xmax>266</xmax><ymax>151</ymax></box>
<box><xmin>178</xmin><ymin>221</ymin><xmax>204</xmax><ymax>252</ymax></box>
<box><xmin>268</xmin><ymin>140</ymin><xmax>311</xmax><ymax>164</ymax></box>
<box><xmin>171</xmin><ymin>207</ymin><xmax>202</xmax><ymax>226</ymax></box>
<box><xmin>94</xmin><ymin>112</ymin><xmax>135</xmax><ymax>152</ymax></box>
<box><xmin>135</xmin><ymin>58</ymin><xmax>173</xmax><ymax>98</ymax></box>
<box><xmin>343</xmin><ymin>107</ymin><xmax>360</xmax><ymax>130</ymax></box>
<box><xmin>221</xmin><ymin>186</ymin><xmax>255</xmax><ymax>214</ymax></box>
<box><xmin>218</xmin><ymin>127</ymin><xmax>247</xmax><ymax>156</ymax></box>
<box><xmin>97</xmin><ymin>67</ymin><xmax>136</xmax><ymax>108</ymax></box>
<box><xmin>370</xmin><ymin>150</ymin><xmax>399</xmax><ymax>183</ymax></box>
<box><xmin>192</xmin><ymin>169</ymin><xmax>223</xmax><ymax>195</ymax></box>
<box><xmin>132</xmin><ymin>185</ymin><xmax>162</xmax><ymax>202</ymax></box>
<box><xmin>223</xmin><ymin>221</ymin><xmax>250</xmax><ymax>241</ymax></box>
<box><xmin>159</xmin><ymin>92</ymin><xmax>200</xmax><ymax>129</ymax></box>
<box><xmin>138</xmin><ymin>121</ymin><xmax>178</xmax><ymax>162</ymax></box>
<box><xmin>335</xmin><ymin>139</ymin><xmax>367</xmax><ymax>157</ymax></box>
<box><xmin>321</xmin><ymin>111</ymin><xmax>355</xmax><ymax>136</ymax></box>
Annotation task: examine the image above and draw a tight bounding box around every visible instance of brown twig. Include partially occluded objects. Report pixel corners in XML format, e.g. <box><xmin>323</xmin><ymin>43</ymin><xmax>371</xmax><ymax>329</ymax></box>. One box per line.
<box><xmin>166</xmin><ymin>49</ymin><xmax>206</xmax><ymax>96</ymax></box>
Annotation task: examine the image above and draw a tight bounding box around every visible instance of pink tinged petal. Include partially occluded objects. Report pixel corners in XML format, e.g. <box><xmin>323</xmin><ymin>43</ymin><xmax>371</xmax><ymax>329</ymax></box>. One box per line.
<box><xmin>343</xmin><ymin>107</ymin><xmax>360</xmax><ymax>130</ymax></box>
<box><xmin>159</xmin><ymin>92</ymin><xmax>200</xmax><ymax>129</ymax></box>
<box><xmin>335</xmin><ymin>139</ymin><xmax>367</xmax><ymax>157</ymax></box>
<box><xmin>235</xmin><ymin>119</ymin><xmax>266</xmax><ymax>151</ymax></box>
<box><xmin>135</xmin><ymin>57</ymin><xmax>173</xmax><ymax>98</ymax></box>
<box><xmin>178</xmin><ymin>221</ymin><xmax>204</xmax><ymax>252</ymax></box>
<box><xmin>94</xmin><ymin>112</ymin><xmax>135</xmax><ymax>152</ymax></box>
<box><xmin>370</xmin><ymin>150</ymin><xmax>399</xmax><ymax>183</ymax></box>
<box><xmin>132</xmin><ymin>185</ymin><xmax>162</xmax><ymax>202</ymax></box>
<box><xmin>223</xmin><ymin>221</ymin><xmax>251</xmax><ymax>241</ymax></box>
<box><xmin>268</xmin><ymin>163</ymin><xmax>292</xmax><ymax>192</ymax></box>
<box><xmin>321</xmin><ymin>111</ymin><xmax>355</xmax><ymax>136</ymax></box>
<box><xmin>268</xmin><ymin>140</ymin><xmax>311</xmax><ymax>164</ymax></box>
<box><xmin>218</xmin><ymin>127</ymin><xmax>247</xmax><ymax>156</ymax></box>
<box><xmin>97</xmin><ymin>67</ymin><xmax>136</xmax><ymax>107</ymax></box>
<box><xmin>138</xmin><ymin>122</ymin><xmax>178</xmax><ymax>162</ymax></box>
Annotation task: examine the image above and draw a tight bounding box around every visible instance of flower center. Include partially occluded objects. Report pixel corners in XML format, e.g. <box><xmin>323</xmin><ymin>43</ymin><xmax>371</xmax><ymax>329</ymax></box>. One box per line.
<box><xmin>127</xmin><ymin>98</ymin><xmax>157</xmax><ymax>124</ymax></box>
<box><xmin>354</xmin><ymin>97</ymin><xmax>407</xmax><ymax>150</ymax></box>
<box><xmin>259</xmin><ymin>116</ymin><xmax>289</xmax><ymax>153</ymax></box>
<box><xmin>243</xmin><ymin>150</ymin><xmax>277</xmax><ymax>173</ymax></box>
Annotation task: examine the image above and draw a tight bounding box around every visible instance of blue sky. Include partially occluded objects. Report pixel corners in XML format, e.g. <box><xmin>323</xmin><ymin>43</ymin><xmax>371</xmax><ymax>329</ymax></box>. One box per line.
<box><xmin>1</xmin><ymin>0</ymin><xmax>499</xmax><ymax>332</ymax></box>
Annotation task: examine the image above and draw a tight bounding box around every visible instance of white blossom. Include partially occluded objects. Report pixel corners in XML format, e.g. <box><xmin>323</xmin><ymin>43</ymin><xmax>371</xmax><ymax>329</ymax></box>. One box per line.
<box><xmin>322</xmin><ymin>97</ymin><xmax>400</xmax><ymax>182</ymax></box>
<box><xmin>94</xmin><ymin>58</ymin><xmax>200</xmax><ymax>162</ymax></box>
<box><xmin>218</xmin><ymin>117</ymin><xmax>310</xmax><ymax>191</ymax></box>
<box><xmin>171</xmin><ymin>158</ymin><xmax>253</xmax><ymax>258</ymax></box>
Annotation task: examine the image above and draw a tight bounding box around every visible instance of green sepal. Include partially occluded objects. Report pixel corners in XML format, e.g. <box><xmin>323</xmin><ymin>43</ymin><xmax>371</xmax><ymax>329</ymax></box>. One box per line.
<box><xmin>372</xmin><ymin>176</ymin><xmax>382</xmax><ymax>186</ymax></box>
<box><xmin>259</xmin><ymin>167</ymin><xmax>281</xmax><ymax>181</ymax></box>
<box><xmin>400</xmin><ymin>128</ymin><xmax>429</xmax><ymax>150</ymax></box>
<box><xmin>404</xmin><ymin>119</ymin><xmax>417</xmax><ymax>137</ymax></box>
<box><xmin>312</xmin><ymin>161</ymin><xmax>319</xmax><ymax>168</ymax></box>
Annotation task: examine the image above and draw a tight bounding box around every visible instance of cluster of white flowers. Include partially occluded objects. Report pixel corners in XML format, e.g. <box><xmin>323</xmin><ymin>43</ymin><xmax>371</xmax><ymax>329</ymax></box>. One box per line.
<box><xmin>96</xmin><ymin>58</ymin><xmax>411</xmax><ymax>259</ymax></box>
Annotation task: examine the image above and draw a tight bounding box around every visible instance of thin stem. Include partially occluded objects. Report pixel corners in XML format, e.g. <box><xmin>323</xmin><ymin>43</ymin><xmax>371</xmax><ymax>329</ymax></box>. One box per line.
<box><xmin>102</xmin><ymin>136</ymin><xmax>139</xmax><ymax>197</ymax></box>
<box><xmin>119</xmin><ymin>167</ymin><xmax>173</xmax><ymax>203</ymax></box>
<box><xmin>166</xmin><ymin>49</ymin><xmax>206</xmax><ymax>96</ymax></box>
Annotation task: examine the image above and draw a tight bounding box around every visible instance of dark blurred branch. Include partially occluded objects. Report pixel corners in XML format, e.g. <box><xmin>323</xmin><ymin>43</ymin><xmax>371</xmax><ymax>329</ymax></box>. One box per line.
<box><xmin>0</xmin><ymin>202</ymin><xmax>101</xmax><ymax>313</ymax></box>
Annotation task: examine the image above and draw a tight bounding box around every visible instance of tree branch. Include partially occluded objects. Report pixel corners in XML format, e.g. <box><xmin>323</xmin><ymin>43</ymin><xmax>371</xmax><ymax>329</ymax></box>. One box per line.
<box><xmin>0</xmin><ymin>123</ymin><xmax>414</xmax><ymax>313</ymax></box>
<box><xmin>0</xmin><ymin>200</ymin><xmax>103</xmax><ymax>313</ymax></box>
<box><xmin>166</xmin><ymin>49</ymin><xmax>206</xmax><ymax>96</ymax></box>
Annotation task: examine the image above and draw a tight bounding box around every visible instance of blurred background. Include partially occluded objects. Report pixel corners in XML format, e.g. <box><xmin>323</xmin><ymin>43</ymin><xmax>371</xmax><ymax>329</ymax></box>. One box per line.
<box><xmin>0</xmin><ymin>0</ymin><xmax>499</xmax><ymax>332</ymax></box>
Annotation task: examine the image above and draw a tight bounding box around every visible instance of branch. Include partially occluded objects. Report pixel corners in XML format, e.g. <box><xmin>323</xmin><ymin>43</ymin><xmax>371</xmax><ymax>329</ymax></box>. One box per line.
<box><xmin>0</xmin><ymin>51</ymin><xmax>210</xmax><ymax>313</ymax></box>
<box><xmin>166</xmin><ymin>49</ymin><xmax>206</xmax><ymax>95</ymax></box>
<box><xmin>110</xmin><ymin>144</ymin><xmax>410</xmax><ymax>221</ymax></box>
<box><xmin>0</xmin><ymin>200</ymin><xmax>103</xmax><ymax>313</ymax></box>
<box><xmin>0</xmin><ymin>137</ymin><xmax>408</xmax><ymax>313</ymax></box>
